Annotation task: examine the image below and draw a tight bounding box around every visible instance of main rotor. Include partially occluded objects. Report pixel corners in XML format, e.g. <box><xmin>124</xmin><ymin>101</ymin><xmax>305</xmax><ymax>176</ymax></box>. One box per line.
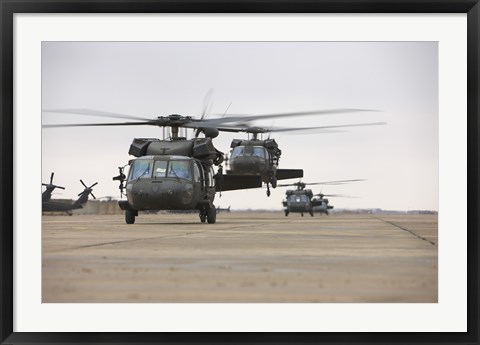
<box><xmin>277</xmin><ymin>179</ymin><xmax>366</xmax><ymax>190</ymax></box>
<box><xmin>42</xmin><ymin>108</ymin><xmax>385</xmax><ymax>141</ymax></box>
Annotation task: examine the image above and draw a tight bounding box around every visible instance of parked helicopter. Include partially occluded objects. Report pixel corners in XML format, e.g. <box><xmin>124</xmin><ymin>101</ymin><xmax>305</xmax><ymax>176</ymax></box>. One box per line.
<box><xmin>223</xmin><ymin>115</ymin><xmax>385</xmax><ymax>196</ymax></box>
<box><xmin>279</xmin><ymin>180</ymin><xmax>363</xmax><ymax>217</ymax></box>
<box><xmin>42</xmin><ymin>172</ymin><xmax>65</xmax><ymax>203</ymax></box>
<box><xmin>42</xmin><ymin>179</ymin><xmax>98</xmax><ymax>214</ymax></box>
<box><xmin>43</xmin><ymin>108</ymin><xmax>379</xmax><ymax>224</ymax></box>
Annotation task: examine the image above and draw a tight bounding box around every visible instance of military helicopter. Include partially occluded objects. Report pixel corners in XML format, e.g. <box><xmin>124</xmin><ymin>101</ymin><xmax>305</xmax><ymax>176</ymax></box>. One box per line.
<box><xmin>279</xmin><ymin>180</ymin><xmax>363</xmax><ymax>217</ymax></box>
<box><xmin>311</xmin><ymin>192</ymin><xmax>357</xmax><ymax>215</ymax></box>
<box><xmin>216</xmin><ymin>205</ymin><xmax>231</xmax><ymax>213</ymax></box>
<box><xmin>42</xmin><ymin>172</ymin><xmax>65</xmax><ymax>203</ymax></box>
<box><xmin>42</xmin><ymin>179</ymin><xmax>98</xmax><ymax>214</ymax></box>
<box><xmin>223</xmin><ymin>111</ymin><xmax>385</xmax><ymax>196</ymax></box>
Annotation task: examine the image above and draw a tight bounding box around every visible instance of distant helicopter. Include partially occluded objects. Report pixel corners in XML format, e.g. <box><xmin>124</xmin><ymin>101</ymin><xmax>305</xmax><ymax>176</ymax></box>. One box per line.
<box><xmin>42</xmin><ymin>179</ymin><xmax>98</xmax><ymax>214</ymax></box>
<box><xmin>223</xmin><ymin>112</ymin><xmax>385</xmax><ymax>196</ymax></box>
<box><xmin>42</xmin><ymin>172</ymin><xmax>65</xmax><ymax>203</ymax></box>
<box><xmin>278</xmin><ymin>180</ymin><xmax>363</xmax><ymax>217</ymax></box>
<box><xmin>311</xmin><ymin>192</ymin><xmax>357</xmax><ymax>215</ymax></box>
<box><xmin>216</xmin><ymin>205</ymin><xmax>231</xmax><ymax>213</ymax></box>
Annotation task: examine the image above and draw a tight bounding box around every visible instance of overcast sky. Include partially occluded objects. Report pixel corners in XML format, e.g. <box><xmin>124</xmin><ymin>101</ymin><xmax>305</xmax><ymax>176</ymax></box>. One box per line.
<box><xmin>41</xmin><ymin>41</ymin><xmax>438</xmax><ymax>211</ymax></box>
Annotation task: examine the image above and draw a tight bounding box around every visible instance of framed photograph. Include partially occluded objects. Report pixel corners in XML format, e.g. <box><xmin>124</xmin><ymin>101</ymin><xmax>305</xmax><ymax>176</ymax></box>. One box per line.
<box><xmin>1</xmin><ymin>0</ymin><xmax>478</xmax><ymax>344</ymax></box>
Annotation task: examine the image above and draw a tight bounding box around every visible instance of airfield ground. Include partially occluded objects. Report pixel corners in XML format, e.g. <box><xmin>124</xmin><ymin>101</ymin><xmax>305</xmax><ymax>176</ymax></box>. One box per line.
<box><xmin>42</xmin><ymin>212</ymin><xmax>437</xmax><ymax>303</ymax></box>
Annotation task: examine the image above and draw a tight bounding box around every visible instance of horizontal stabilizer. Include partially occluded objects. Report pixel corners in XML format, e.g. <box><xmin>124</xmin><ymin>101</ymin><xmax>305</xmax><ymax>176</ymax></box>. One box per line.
<box><xmin>276</xmin><ymin>169</ymin><xmax>303</xmax><ymax>181</ymax></box>
<box><xmin>216</xmin><ymin>175</ymin><xmax>262</xmax><ymax>192</ymax></box>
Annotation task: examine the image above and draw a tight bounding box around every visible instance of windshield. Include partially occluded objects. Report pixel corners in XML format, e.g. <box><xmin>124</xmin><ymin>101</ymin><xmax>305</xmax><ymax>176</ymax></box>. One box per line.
<box><xmin>251</xmin><ymin>146</ymin><xmax>266</xmax><ymax>158</ymax></box>
<box><xmin>129</xmin><ymin>159</ymin><xmax>153</xmax><ymax>180</ymax></box>
<box><xmin>153</xmin><ymin>160</ymin><xmax>167</xmax><ymax>178</ymax></box>
<box><xmin>129</xmin><ymin>159</ymin><xmax>192</xmax><ymax>181</ymax></box>
<box><xmin>231</xmin><ymin>146</ymin><xmax>266</xmax><ymax>159</ymax></box>
<box><xmin>231</xmin><ymin>146</ymin><xmax>244</xmax><ymax>159</ymax></box>
<box><xmin>289</xmin><ymin>194</ymin><xmax>309</xmax><ymax>203</ymax></box>
<box><xmin>168</xmin><ymin>160</ymin><xmax>192</xmax><ymax>180</ymax></box>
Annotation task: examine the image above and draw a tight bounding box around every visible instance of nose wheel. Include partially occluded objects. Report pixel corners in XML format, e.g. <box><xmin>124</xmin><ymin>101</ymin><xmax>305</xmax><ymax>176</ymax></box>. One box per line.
<box><xmin>125</xmin><ymin>209</ymin><xmax>137</xmax><ymax>224</ymax></box>
<box><xmin>199</xmin><ymin>206</ymin><xmax>217</xmax><ymax>224</ymax></box>
<box><xmin>266</xmin><ymin>183</ymin><xmax>271</xmax><ymax>197</ymax></box>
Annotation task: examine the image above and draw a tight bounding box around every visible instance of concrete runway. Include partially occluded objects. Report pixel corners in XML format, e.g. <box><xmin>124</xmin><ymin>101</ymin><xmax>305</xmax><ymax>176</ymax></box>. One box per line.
<box><xmin>42</xmin><ymin>212</ymin><xmax>437</xmax><ymax>303</ymax></box>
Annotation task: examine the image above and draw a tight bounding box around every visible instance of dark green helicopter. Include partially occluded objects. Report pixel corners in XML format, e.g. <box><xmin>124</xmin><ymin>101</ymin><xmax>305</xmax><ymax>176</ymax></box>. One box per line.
<box><xmin>221</xmin><ymin>110</ymin><xmax>385</xmax><ymax>197</ymax></box>
<box><xmin>43</xmin><ymin>108</ymin><xmax>355</xmax><ymax>224</ymax></box>
<box><xmin>311</xmin><ymin>192</ymin><xmax>358</xmax><ymax>215</ymax></box>
<box><xmin>278</xmin><ymin>180</ymin><xmax>363</xmax><ymax>217</ymax></box>
<box><xmin>42</xmin><ymin>177</ymin><xmax>98</xmax><ymax>214</ymax></box>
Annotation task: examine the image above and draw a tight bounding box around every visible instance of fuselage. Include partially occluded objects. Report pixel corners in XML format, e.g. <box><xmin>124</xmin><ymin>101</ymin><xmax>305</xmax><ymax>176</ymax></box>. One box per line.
<box><xmin>284</xmin><ymin>192</ymin><xmax>312</xmax><ymax>213</ymax></box>
<box><xmin>124</xmin><ymin>155</ymin><xmax>215</xmax><ymax>211</ymax></box>
<box><xmin>228</xmin><ymin>145</ymin><xmax>273</xmax><ymax>182</ymax></box>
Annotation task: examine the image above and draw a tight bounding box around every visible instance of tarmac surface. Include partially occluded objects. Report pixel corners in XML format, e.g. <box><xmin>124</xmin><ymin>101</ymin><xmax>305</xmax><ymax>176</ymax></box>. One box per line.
<box><xmin>42</xmin><ymin>212</ymin><xmax>438</xmax><ymax>303</ymax></box>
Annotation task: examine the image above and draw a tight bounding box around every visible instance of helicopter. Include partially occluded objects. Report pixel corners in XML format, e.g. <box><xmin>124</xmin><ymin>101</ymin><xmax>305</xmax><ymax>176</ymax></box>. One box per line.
<box><xmin>222</xmin><ymin>111</ymin><xmax>385</xmax><ymax>197</ymax></box>
<box><xmin>216</xmin><ymin>205</ymin><xmax>231</xmax><ymax>213</ymax></box>
<box><xmin>278</xmin><ymin>180</ymin><xmax>363</xmax><ymax>217</ymax></box>
<box><xmin>42</xmin><ymin>179</ymin><xmax>98</xmax><ymax>214</ymax></box>
<box><xmin>311</xmin><ymin>192</ymin><xmax>357</xmax><ymax>215</ymax></box>
<box><xmin>42</xmin><ymin>172</ymin><xmax>65</xmax><ymax>203</ymax></box>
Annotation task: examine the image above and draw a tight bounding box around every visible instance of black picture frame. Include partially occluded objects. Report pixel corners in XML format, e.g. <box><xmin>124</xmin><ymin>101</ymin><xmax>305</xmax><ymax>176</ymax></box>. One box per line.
<box><xmin>1</xmin><ymin>1</ymin><xmax>478</xmax><ymax>344</ymax></box>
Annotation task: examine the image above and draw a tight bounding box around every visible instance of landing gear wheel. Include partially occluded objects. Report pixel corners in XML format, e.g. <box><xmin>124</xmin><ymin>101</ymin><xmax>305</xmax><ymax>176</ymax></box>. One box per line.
<box><xmin>309</xmin><ymin>210</ymin><xmax>314</xmax><ymax>217</ymax></box>
<box><xmin>207</xmin><ymin>206</ymin><xmax>217</xmax><ymax>224</ymax></box>
<box><xmin>285</xmin><ymin>210</ymin><xmax>289</xmax><ymax>217</ymax></box>
<box><xmin>125</xmin><ymin>209</ymin><xmax>136</xmax><ymax>224</ymax></box>
<box><xmin>301</xmin><ymin>213</ymin><xmax>304</xmax><ymax>217</ymax></box>
<box><xmin>266</xmin><ymin>184</ymin><xmax>271</xmax><ymax>197</ymax></box>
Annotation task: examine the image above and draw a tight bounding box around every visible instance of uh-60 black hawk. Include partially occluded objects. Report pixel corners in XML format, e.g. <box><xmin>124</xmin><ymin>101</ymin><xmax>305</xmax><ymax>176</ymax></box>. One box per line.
<box><xmin>279</xmin><ymin>180</ymin><xmax>363</xmax><ymax>217</ymax></box>
<box><xmin>43</xmin><ymin>108</ymin><xmax>374</xmax><ymax>224</ymax></box>
<box><xmin>310</xmin><ymin>192</ymin><xmax>358</xmax><ymax>215</ymax></box>
<box><xmin>220</xmin><ymin>109</ymin><xmax>385</xmax><ymax>196</ymax></box>
<box><xmin>42</xmin><ymin>173</ymin><xmax>98</xmax><ymax>214</ymax></box>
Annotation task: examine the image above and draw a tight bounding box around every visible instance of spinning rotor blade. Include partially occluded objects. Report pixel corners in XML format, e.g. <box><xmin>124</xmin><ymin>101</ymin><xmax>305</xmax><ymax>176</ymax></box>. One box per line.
<box><xmin>277</xmin><ymin>179</ymin><xmax>365</xmax><ymax>187</ymax></box>
<box><xmin>43</xmin><ymin>108</ymin><xmax>152</xmax><ymax>121</ymax></box>
<box><xmin>215</xmin><ymin>122</ymin><xmax>385</xmax><ymax>134</ymax></box>
<box><xmin>201</xmin><ymin>89</ymin><xmax>214</xmax><ymax>120</ymax></box>
<box><xmin>204</xmin><ymin>108</ymin><xmax>379</xmax><ymax>126</ymax></box>
<box><xmin>43</xmin><ymin>121</ymin><xmax>153</xmax><ymax>128</ymax></box>
<box><xmin>315</xmin><ymin>194</ymin><xmax>358</xmax><ymax>198</ymax></box>
<box><xmin>42</xmin><ymin>108</ymin><xmax>382</xmax><ymax>134</ymax></box>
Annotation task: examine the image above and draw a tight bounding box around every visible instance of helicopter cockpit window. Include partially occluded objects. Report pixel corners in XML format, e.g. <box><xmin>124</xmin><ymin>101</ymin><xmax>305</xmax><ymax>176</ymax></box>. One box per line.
<box><xmin>167</xmin><ymin>160</ymin><xmax>192</xmax><ymax>180</ymax></box>
<box><xmin>289</xmin><ymin>194</ymin><xmax>308</xmax><ymax>203</ymax></box>
<box><xmin>129</xmin><ymin>159</ymin><xmax>153</xmax><ymax>180</ymax></box>
<box><xmin>251</xmin><ymin>146</ymin><xmax>266</xmax><ymax>158</ymax></box>
<box><xmin>153</xmin><ymin>160</ymin><xmax>167</xmax><ymax>178</ymax></box>
<box><xmin>231</xmin><ymin>146</ymin><xmax>245</xmax><ymax>159</ymax></box>
<box><xmin>192</xmin><ymin>161</ymin><xmax>201</xmax><ymax>182</ymax></box>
